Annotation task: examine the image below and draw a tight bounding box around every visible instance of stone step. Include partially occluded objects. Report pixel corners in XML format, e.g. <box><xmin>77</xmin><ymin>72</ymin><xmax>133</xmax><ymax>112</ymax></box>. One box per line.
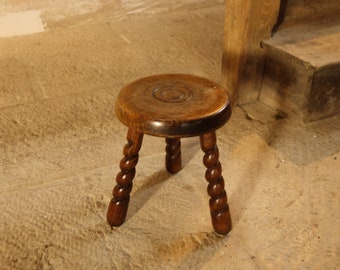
<box><xmin>260</xmin><ymin>16</ymin><xmax>340</xmax><ymax>122</ymax></box>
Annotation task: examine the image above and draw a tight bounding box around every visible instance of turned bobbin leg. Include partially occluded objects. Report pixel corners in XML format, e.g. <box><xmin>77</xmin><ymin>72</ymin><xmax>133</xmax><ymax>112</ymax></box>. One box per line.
<box><xmin>107</xmin><ymin>128</ymin><xmax>144</xmax><ymax>226</ymax></box>
<box><xmin>165</xmin><ymin>137</ymin><xmax>182</xmax><ymax>174</ymax></box>
<box><xmin>200</xmin><ymin>132</ymin><xmax>232</xmax><ymax>234</ymax></box>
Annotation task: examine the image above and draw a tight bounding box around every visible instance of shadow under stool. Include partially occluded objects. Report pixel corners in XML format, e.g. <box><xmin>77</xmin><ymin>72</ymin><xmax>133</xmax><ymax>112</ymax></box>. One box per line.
<box><xmin>106</xmin><ymin>74</ymin><xmax>232</xmax><ymax>234</ymax></box>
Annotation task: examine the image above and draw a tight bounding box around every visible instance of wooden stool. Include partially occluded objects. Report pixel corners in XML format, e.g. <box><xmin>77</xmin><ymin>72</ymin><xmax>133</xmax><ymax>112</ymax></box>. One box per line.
<box><xmin>107</xmin><ymin>74</ymin><xmax>232</xmax><ymax>234</ymax></box>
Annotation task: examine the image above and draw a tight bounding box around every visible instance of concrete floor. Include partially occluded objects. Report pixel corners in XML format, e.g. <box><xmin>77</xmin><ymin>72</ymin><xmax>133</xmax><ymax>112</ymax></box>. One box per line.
<box><xmin>0</xmin><ymin>1</ymin><xmax>339</xmax><ymax>269</ymax></box>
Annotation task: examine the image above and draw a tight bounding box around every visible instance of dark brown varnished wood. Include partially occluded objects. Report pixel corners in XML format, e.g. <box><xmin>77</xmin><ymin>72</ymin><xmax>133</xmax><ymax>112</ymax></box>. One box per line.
<box><xmin>200</xmin><ymin>132</ymin><xmax>232</xmax><ymax>234</ymax></box>
<box><xmin>107</xmin><ymin>74</ymin><xmax>232</xmax><ymax>235</ymax></box>
<box><xmin>165</xmin><ymin>137</ymin><xmax>182</xmax><ymax>174</ymax></box>
<box><xmin>107</xmin><ymin>128</ymin><xmax>143</xmax><ymax>226</ymax></box>
<box><xmin>115</xmin><ymin>74</ymin><xmax>231</xmax><ymax>137</ymax></box>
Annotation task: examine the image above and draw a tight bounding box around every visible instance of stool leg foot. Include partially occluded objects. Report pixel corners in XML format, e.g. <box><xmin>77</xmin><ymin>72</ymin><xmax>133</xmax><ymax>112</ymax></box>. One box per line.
<box><xmin>107</xmin><ymin>129</ymin><xmax>144</xmax><ymax>227</ymax></box>
<box><xmin>200</xmin><ymin>132</ymin><xmax>232</xmax><ymax>235</ymax></box>
<box><xmin>165</xmin><ymin>137</ymin><xmax>182</xmax><ymax>174</ymax></box>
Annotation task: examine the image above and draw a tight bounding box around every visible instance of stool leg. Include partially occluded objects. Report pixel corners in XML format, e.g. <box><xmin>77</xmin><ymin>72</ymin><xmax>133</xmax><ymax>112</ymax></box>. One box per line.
<box><xmin>107</xmin><ymin>129</ymin><xmax>144</xmax><ymax>227</ymax></box>
<box><xmin>200</xmin><ymin>132</ymin><xmax>232</xmax><ymax>235</ymax></box>
<box><xmin>165</xmin><ymin>137</ymin><xmax>182</xmax><ymax>174</ymax></box>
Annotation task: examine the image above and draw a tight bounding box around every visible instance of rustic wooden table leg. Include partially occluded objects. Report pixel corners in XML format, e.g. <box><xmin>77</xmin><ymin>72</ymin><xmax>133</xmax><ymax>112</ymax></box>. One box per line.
<box><xmin>107</xmin><ymin>129</ymin><xmax>144</xmax><ymax>226</ymax></box>
<box><xmin>200</xmin><ymin>132</ymin><xmax>232</xmax><ymax>234</ymax></box>
<box><xmin>165</xmin><ymin>137</ymin><xmax>182</xmax><ymax>174</ymax></box>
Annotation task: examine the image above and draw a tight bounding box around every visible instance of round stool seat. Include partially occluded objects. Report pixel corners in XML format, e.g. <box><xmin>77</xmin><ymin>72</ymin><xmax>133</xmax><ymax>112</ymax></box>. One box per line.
<box><xmin>115</xmin><ymin>74</ymin><xmax>231</xmax><ymax>137</ymax></box>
